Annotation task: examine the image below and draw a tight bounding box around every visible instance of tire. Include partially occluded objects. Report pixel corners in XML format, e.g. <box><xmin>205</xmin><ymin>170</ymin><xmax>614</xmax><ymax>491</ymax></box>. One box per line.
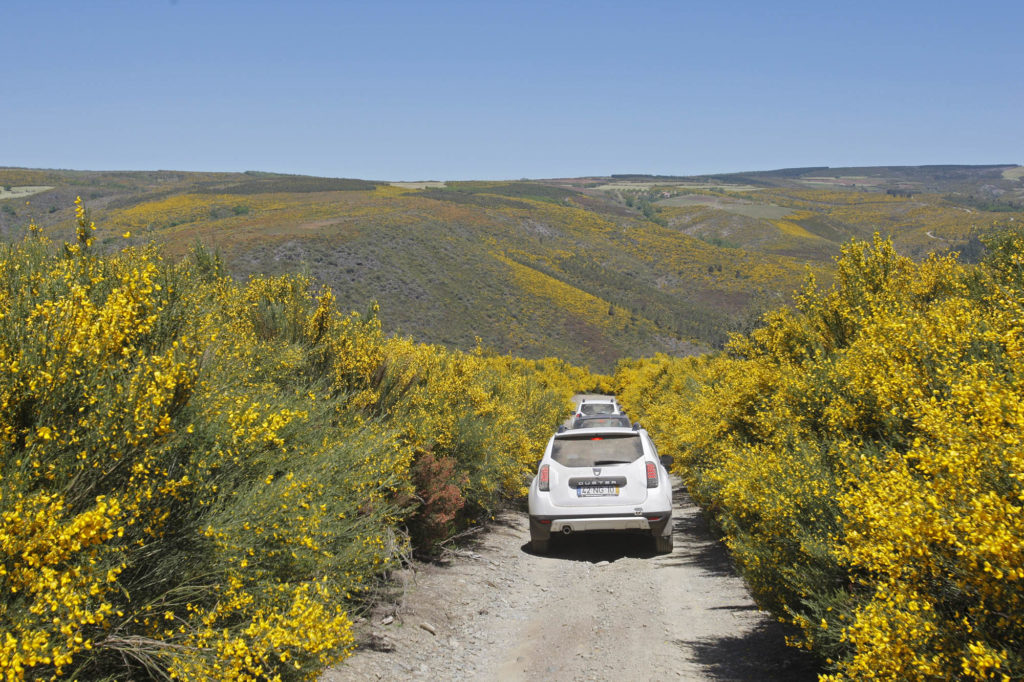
<box><xmin>654</xmin><ymin>531</ymin><xmax>673</xmax><ymax>554</ymax></box>
<box><xmin>528</xmin><ymin>516</ymin><xmax>552</xmax><ymax>554</ymax></box>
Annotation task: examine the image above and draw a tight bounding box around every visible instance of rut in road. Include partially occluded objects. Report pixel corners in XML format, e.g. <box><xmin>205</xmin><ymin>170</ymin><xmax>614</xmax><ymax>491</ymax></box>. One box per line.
<box><xmin>324</xmin><ymin>483</ymin><xmax>820</xmax><ymax>681</ymax></box>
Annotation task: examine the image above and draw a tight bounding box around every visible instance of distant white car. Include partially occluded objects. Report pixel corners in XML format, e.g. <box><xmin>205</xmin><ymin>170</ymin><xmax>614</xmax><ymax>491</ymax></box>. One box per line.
<box><xmin>528</xmin><ymin>425</ymin><xmax>674</xmax><ymax>554</ymax></box>
<box><xmin>573</xmin><ymin>397</ymin><xmax>622</xmax><ymax>419</ymax></box>
<box><xmin>568</xmin><ymin>414</ymin><xmax>633</xmax><ymax>430</ymax></box>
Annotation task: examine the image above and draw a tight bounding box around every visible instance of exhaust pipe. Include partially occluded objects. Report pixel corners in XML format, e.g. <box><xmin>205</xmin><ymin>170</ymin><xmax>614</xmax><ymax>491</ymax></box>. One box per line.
<box><xmin>562</xmin><ymin>525</ymin><xmax>573</xmax><ymax>535</ymax></box>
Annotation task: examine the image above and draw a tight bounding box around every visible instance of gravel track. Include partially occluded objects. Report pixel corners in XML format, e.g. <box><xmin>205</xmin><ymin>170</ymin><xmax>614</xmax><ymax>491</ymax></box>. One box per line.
<box><xmin>323</xmin><ymin>483</ymin><xmax>820</xmax><ymax>681</ymax></box>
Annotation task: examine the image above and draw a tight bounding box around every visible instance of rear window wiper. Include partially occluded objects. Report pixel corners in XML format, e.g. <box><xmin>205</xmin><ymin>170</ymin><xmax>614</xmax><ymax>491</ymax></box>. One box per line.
<box><xmin>593</xmin><ymin>459</ymin><xmax>631</xmax><ymax>465</ymax></box>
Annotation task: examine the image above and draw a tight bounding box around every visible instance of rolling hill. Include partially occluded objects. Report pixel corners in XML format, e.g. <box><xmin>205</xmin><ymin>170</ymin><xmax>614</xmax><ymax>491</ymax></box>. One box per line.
<box><xmin>1</xmin><ymin>164</ymin><xmax>1020</xmax><ymax>370</ymax></box>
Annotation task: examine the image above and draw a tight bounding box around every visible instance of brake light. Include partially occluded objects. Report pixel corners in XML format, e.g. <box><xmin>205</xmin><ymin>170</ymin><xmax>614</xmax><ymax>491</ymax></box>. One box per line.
<box><xmin>646</xmin><ymin>461</ymin><xmax>658</xmax><ymax>488</ymax></box>
<box><xmin>538</xmin><ymin>464</ymin><xmax>550</xmax><ymax>491</ymax></box>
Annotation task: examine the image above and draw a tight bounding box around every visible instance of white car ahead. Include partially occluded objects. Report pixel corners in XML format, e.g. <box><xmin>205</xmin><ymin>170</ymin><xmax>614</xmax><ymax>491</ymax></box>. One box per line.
<box><xmin>528</xmin><ymin>425</ymin><xmax>674</xmax><ymax>554</ymax></box>
<box><xmin>573</xmin><ymin>397</ymin><xmax>622</xmax><ymax>419</ymax></box>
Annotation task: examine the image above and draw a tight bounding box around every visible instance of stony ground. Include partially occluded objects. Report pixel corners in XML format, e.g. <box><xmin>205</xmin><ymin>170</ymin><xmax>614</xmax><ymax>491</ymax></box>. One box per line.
<box><xmin>322</xmin><ymin>484</ymin><xmax>821</xmax><ymax>681</ymax></box>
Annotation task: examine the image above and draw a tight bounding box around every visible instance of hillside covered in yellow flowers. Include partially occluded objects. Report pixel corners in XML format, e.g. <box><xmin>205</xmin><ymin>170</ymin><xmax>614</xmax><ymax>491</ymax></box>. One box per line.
<box><xmin>4</xmin><ymin>164</ymin><xmax>1019</xmax><ymax>370</ymax></box>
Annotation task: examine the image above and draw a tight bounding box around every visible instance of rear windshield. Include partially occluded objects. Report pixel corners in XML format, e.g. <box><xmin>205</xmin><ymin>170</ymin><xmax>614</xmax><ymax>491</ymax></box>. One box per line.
<box><xmin>551</xmin><ymin>434</ymin><xmax>643</xmax><ymax>467</ymax></box>
<box><xmin>572</xmin><ymin>416</ymin><xmax>631</xmax><ymax>429</ymax></box>
<box><xmin>579</xmin><ymin>403</ymin><xmax>616</xmax><ymax>416</ymax></box>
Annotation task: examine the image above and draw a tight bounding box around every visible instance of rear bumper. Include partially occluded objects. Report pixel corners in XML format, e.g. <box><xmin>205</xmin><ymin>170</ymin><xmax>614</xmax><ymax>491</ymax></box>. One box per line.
<box><xmin>552</xmin><ymin>516</ymin><xmax>651</xmax><ymax>533</ymax></box>
<box><xmin>530</xmin><ymin>513</ymin><xmax>671</xmax><ymax>541</ymax></box>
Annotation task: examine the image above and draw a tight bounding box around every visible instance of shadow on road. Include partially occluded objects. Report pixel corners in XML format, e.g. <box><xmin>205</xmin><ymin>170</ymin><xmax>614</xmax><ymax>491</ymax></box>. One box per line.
<box><xmin>674</xmin><ymin>620</ymin><xmax>821</xmax><ymax>681</ymax></box>
<box><xmin>653</xmin><ymin>486</ymin><xmax>741</xmax><ymax>577</ymax></box>
<box><xmin>665</xmin><ymin>486</ymin><xmax>822</xmax><ymax>680</ymax></box>
<box><xmin>520</xmin><ymin>530</ymin><xmax>658</xmax><ymax>562</ymax></box>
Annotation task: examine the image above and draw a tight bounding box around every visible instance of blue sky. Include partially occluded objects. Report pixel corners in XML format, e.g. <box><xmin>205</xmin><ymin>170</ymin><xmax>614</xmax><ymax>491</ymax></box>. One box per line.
<box><xmin>3</xmin><ymin>1</ymin><xmax>1021</xmax><ymax>180</ymax></box>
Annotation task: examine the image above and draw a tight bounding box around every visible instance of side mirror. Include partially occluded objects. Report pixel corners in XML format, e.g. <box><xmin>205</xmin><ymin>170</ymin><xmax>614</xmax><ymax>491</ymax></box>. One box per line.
<box><xmin>556</xmin><ymin>425</ymin><xmax>566</xmax><ymax>433</ymax></box>
<box><xmin>660</xmin><ymin>454</ymin><xmax>674</xmax><ymax>468</ymax></box>
<box><xmin>632</xmin><ymin>422</ymin><xmax>641</xmax><ymax>431</ymax></box>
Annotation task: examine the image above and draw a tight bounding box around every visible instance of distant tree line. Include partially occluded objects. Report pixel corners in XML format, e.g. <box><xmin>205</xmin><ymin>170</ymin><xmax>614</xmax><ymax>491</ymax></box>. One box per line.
<box><xmin>196</xmin><ymin>177</ymin><xmax>379</xmax><ymax>195</ymax></box>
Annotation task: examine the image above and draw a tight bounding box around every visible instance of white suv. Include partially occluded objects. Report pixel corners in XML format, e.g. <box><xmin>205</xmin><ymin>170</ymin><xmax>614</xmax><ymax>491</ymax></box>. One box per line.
<box><xmin>573</xmin><ymin>397</ymin><xmax>622</xmax><ymax>419</ymax></box>
<box><xmin>528</xmin><ymin>424</ymin><xmax>674</xmax><ymax>554</ymax></box>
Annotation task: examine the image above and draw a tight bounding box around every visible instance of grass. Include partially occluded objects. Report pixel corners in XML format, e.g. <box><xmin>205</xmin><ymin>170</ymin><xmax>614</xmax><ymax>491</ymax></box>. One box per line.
<box><xmin>429</xmin><ymin>181</ymin><xmax>582</xmax><ymax>204</ymax></box>
<box><xmin>195</xmin><ymin>176</ymin><xmax>379</xmax><ymax>194</ymax></box>
<box><xmin>390</xmin><ymin>181</ymin><xmax>446</xmax><ymax>189</ymax></box>
<box><xmin>0</xmin><ymin>185</ymin><xmax>54</xmax><ymax>200</ymax></box>
<box><xmin>656</xmin><ymin>194</ymin><xmax>794</xmax><ymax>220</ymax></box>
<box><xmin>592</xmin><ymin>181</ymin><xmax>763</xmax><ymax>192</ymax></box>
<box><xmin>799</xmin><ymin>176</ymin><xmax>887</xmax><ymax>187</ymax></box>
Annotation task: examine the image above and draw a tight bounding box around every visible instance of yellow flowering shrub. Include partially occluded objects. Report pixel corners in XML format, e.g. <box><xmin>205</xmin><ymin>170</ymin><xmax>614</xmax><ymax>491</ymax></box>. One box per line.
<box><xmin>0</xmin><ymin>205</ymin><xmax>592</xmax><ymax>679</ymax></box>
<box><xmin>615</xmin><ymin>230</ymin><xmax>1024</xmax><ymax>680</ymax></box>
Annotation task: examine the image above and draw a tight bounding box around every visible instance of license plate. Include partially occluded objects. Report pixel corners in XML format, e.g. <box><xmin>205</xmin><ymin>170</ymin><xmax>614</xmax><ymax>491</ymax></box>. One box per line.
<box><xmin>577</xmin><ymin>486</ymin><xmax>619</xmax><ymax>497</ymax></box>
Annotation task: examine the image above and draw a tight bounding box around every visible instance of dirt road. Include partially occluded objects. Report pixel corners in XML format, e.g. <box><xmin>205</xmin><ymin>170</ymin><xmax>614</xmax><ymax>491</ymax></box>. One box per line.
<box><xmin>323</xmin><ymin>484</ymin><xmax>819</xmax><ymax>681</ymax></box>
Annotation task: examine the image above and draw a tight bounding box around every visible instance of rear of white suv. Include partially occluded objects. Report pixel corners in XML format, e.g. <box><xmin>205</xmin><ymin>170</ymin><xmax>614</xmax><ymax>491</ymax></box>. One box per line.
<box><xmin>573</xmin><ymin>398</ymin><xmax>622</xmax><ymax>419</ymax></box>
<box><xmin>527</xmin><ymin>426</ymin><xmax>674</xmax><ymax>554</ymax></box>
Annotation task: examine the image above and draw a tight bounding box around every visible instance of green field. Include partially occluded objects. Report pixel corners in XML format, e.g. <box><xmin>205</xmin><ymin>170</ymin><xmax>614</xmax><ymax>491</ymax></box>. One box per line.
<box><xmin>0</xmin><ymin>185</ymin><xmax>54</xmax><ymax>199</ymax></box>
<box><xmin>656</xmin><ymin>194</ymin><xmax>793</xmax><ymax>219</ymax></box>
<box><xmin>390</xmin><ymin>181</ymin><xmax>447</xmax><ymax>189</ymax></box>
<box><xmin>591</xmin><ymin>180</ymin><xmax>763</xmax><ymax>192</ymax></box>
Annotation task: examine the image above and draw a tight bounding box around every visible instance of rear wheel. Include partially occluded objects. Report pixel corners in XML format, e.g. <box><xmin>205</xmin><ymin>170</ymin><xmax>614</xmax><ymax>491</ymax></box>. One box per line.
<box><xmin>529</xmin><ymin>516</ymin><xmax>552</xmax><ymax>554</ymax></box>
<box><xmin>654</xmin><ymin>531</ymin><xmax>673</xmax><ymax>554</ymax></box>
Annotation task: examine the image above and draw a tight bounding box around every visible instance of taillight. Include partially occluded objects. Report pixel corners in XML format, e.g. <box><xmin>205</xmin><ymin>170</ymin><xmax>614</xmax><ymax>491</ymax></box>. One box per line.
<box><xmin>646</xmin><ymin>461</ymin><xmax>658</xmax><ymax>488</ymax></box>
<box><xmin>538</xmin><ymin>464</ymin><xmax>550</xmax><ymax>491</ymax></box>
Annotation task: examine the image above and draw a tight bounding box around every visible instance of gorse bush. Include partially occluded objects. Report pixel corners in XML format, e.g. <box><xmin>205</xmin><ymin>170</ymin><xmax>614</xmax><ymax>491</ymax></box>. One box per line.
<box><xmin>0</xmin><ymin>203</ymin><xmax>583</xmax><ymax>680</ymax></box>
<box><xmin>615</xmin><ymin>230</ymin><xmax>1024</xmax><ymax>680</ymax></box>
